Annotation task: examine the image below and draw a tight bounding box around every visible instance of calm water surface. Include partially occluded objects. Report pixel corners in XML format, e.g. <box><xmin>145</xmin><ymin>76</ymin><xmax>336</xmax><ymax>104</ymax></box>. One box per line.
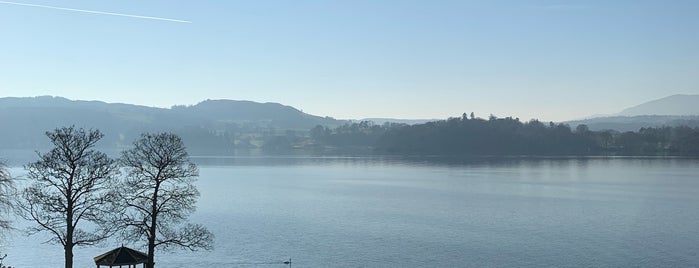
<box><xmin>4</xmin><ymin>156</ymin><xmax>699</xmax><ymax>267</ymax></box>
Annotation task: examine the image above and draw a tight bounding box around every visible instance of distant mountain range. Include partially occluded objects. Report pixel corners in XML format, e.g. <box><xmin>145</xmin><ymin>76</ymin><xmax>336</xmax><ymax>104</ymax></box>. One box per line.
<box><xmin>618</xmin><ymin>94</ymin><xmax>699</xmax><ymax>116</ymax></box>
<box><xmin>0</xmin><ymin>96</ymin><xmax>343</xmax><ymax>153</ymax></box>
<box><xmin>565</xmin><ymin>94</ymin><xmax>699</xmax><ymax>131</ymax></box>
<box><xmin>2</xmin><ymin>94</ymin><xmax>699</xmax><ymax>157</ymax></box>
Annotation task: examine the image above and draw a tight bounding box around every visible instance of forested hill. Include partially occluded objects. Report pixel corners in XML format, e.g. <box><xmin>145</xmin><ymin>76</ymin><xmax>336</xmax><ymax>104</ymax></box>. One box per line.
<box><xmin>0</xmin><ymin>96</ymin><xmax>342</xmax><ymax>153</ymax></box>
<box><xmin>172</xmin><ymin>99</ymin><xmax>338</xmax><ymax>129</ymax></box>
<box><xmin>370</xmin><ymin>116</ymin><xmax>699</xmax><ymax>156</ymax></box>
<box><xmin>4</xmin><ymin>96</ymin><xmax>699</xmax><ymax>157</ymax></box>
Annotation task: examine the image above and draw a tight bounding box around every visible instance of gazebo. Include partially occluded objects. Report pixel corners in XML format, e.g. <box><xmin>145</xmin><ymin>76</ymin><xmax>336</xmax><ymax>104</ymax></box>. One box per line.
<box><xmin>94</xmin><ymin>246</ymin><xmax>149</xmax><ymax>268</ymax></box>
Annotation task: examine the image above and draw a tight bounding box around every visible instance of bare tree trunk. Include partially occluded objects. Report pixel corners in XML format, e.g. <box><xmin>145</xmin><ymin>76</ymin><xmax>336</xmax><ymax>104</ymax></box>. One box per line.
<box><xmin>65</xmin><ymin>239</ymin><xmax>73</xmax><ymax>268</ymax></box>
<box><xmin>147</xmin><ymin>234</ymin><xmax>155</xmax><ymax>268</ymax></box>
<box><xmin>147</xmin><ymin>183</ymin><xmax>160</xmax><ymax>268</ymax></box>
<box><xmin>66</xmin><ymin>189</ymin><xmax>74</xmax><ymax>268</ymax></box>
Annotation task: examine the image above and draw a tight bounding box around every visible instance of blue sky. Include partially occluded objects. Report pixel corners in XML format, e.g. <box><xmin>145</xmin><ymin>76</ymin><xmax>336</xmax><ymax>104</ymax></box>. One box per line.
<box><xmin>0</xmin><ymin>0</ymin><xmax>697</xmax><ymax>121</ymax></box>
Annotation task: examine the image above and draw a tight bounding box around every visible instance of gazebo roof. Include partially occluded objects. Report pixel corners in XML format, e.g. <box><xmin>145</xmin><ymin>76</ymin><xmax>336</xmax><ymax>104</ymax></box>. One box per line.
<box><xmin>94</xmin><ymin>246</ymin><xmax>148</xmax><ymax>265</ymax></box>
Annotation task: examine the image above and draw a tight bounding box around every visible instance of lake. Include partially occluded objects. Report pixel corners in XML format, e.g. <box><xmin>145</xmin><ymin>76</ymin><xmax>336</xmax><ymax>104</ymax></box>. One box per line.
<box><xmin>3</xmin><ymin>156</ymin><xmax>699</xmax><ymax>267</ymax></box>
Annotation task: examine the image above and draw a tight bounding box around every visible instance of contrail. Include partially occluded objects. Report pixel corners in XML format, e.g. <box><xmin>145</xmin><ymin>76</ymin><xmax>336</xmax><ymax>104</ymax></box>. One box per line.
<box><xmin>0</xmin><ymin>1</ymin><xmax>191</xmax><ymax>23</ymax></box>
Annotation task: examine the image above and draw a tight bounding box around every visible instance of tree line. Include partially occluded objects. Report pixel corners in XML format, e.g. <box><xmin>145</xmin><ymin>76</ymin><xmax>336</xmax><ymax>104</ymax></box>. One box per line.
<box><xmin>310</xmin><ymin>121</ymin><xmax>404</xmax><ymax>150</ymax></box>
<box><xmin>0</xmin><ymin>126</ymin><xmax>213</xmax><ymax>268</ymax></box>
<box><xmin>309</xmin><ymin>114</ymin><xmax>699</xmax><ymax>156</ymax></box>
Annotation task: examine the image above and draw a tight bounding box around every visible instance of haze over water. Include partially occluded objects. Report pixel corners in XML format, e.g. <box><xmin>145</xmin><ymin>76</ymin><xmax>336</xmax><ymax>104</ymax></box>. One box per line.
<box><xmin>4</xmin><ymin>156</ymin><xmax>699</xmax><ymax>267</ymax></box>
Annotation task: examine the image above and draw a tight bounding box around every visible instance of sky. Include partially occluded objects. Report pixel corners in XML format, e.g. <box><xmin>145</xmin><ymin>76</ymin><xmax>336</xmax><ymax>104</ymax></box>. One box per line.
<box><xmin>0</xmin><ymin>0</ymin><xmax>697</xmax><ymax>121</ymax></box>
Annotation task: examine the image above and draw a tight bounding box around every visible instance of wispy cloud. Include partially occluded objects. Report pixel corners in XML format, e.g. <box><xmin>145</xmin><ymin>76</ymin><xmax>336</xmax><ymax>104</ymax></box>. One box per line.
<box><xmin>0</xmin><ymin>1</ymin><xmax>191</xmax><ymax>23</ymax></box>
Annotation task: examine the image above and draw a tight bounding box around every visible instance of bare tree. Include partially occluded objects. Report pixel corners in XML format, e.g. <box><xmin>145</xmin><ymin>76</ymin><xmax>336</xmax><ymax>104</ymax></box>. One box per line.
<box><xmin>120</xmin><ymin>133</ymin><xmax>213</xmax><ymax>268</ymax></box>
<box><xmin>0</xmin><ymin>162</ymin><xmax>14</xmax><ymax>233</ymax></box>
<box><xmin>0</xmin><ymin>161</ymin><xmax>15</xmax><ymax>267</ymax></box>
<box><xmin>17</xmin><ymin>127</ymin><xmax>120</xmax><ymax>268</ymax></box>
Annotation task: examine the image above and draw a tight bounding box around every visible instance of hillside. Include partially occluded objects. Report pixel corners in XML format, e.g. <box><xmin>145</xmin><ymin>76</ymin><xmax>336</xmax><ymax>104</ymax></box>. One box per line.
<box><xmin>564</xmin><ymin>95</ymin><xmax>699</xmax><ymax>131</ymax></box>
<box><xmin>619</xmin><ymin>94</ymin><xmax>699</xmax><ymax>116</ymax></box>
<box><xmin>564</xmin><ymin>115</ymin><xmax>699</xmax><ymax>132</ymax></box>
<box><xmin>174</xmin><ymin>99</ymin><xmax>338</xmax><ymax>129</ymax></box>
<box><xmin>0</xmin><ymin>96</ymin><xmax>343</xmax><ymax>153</ymax></box>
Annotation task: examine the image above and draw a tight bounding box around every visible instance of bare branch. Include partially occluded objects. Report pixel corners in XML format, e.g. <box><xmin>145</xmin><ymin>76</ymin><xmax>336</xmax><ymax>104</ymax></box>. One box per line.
<box><xmin>0</xmin><ymin>162</ymin><xmax>15</xmax><ymax>235</ymax></box>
